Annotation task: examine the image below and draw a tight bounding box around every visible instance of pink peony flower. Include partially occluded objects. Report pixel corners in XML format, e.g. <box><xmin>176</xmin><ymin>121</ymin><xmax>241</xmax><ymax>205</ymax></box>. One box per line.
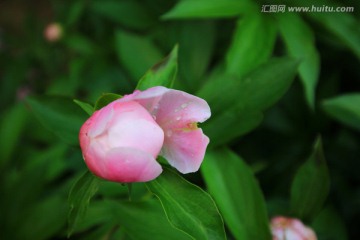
<box><xmin>44</xmin><ymin>23</ymin><xmax>63</xmax><ymax>42</ymax></box>
<box><xmin>79</xmin><ymin>86</ymin><xmax>211</xmax><ymax>183</ymax></box>
<box><xmin>271</xmin><ymin>216</ymin><xmax>317</xmax><ymax>240</ymax></box>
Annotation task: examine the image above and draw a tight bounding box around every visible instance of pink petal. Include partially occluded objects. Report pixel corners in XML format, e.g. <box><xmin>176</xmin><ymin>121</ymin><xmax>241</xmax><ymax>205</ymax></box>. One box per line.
<box><xmin>161</xmin><ymin>128</ymin><xmax>209</xmax><ymax>173</ymax></box>
<box><xmin>115</xmin><ymin>87</ymin><xmax>211</xmax><ymax>174</ymax></box>
<box><xmin>103</xmin><ymin>147</ymin><xmax>163</xmax><ymax>182</ymax></box>
<box><xmin>80</xmin><ymin>101</ymin><xmax>165</xmax><ymax>183</ymax></box>
<box><xmin>116</xmin><ymin>86</ymin><xmax>168</xmax><ymax>115</ymax></box>
<box><xmin>108</xmin><ymin>101</ymin><xmax>164</xmax><ymax>157</ymax></box>
<box><xmin>154</xmin><ymin>89</ymin><xmax>211</xmax><ymax>129</ymax></box>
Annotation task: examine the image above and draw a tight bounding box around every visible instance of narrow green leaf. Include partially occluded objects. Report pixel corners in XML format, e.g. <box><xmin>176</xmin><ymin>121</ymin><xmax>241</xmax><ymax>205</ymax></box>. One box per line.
<box><xmin>322</xmin><ymin>93</ymin><xmax>360</xmax><ymax>131</ymax></box>
<box><xmin>226</xmin><ymin>13</ymin><xmax>277</xmax><ymax>78</ymax></box>
<box><xmin>177</xmin><ymin>21</ymin><xmax>216</xmax><ymax>91</ymax></box>
<box><xmin>90</xmin><ymin>0</ymin><xmax>155</xmax><ymax>30</ymax></box>
<box><xmin>109</xmin><ymin>199</ymin><xmax>192</xmax><ymax>240</ymax></box>
<box><xmin>312</xmin><ymin>207</ymin><xmax>349</xmax><ymax>240</ymax></box>
<box><xmin>277</xmin><ymin>13</ymin><xmax>320</xmax><ymax>109</ymax></box>
<box><xmin>201</xmin><ymin>148</ymin><xmax>271</xmax><ymax>240</ymax></box>
<box><xmin>74</xmin><ymin>99</ymin><xmax>94</xmax><ymax>116</ymax></box>
<box><xmin>0</xmin><ymin>103</ymin><xmax>28</xmax><ymax>170</ymax></box>
<box><xmin>199</xmin><ymin>58</ymin><xmax>299</xmax><ymax>115</ymax></box>
<box><xmin>146</xmin><ymin>168</ymin><xmax>226</xmax><ymax>240</ymax></box>
<box><xmin>162</xmin><ymin>0</ymin><xmax>255</xmax><ymax>19</ymax></box>
<box><xmin>20</xmin><ymin>196</ymin><xmax>67</xmax><ymax>240</ymax></box>
<box><xmin>310</xmin><ymin>12</ymin><xmax>360</xmax><ymax>59</ymax></box>
<box><xmin>115</xmin><ymin>30</ymin><xmax>163</xmax><ymax>80</ymax></box>
<box><xmin>67</xmin><ymin>0</ymin><xmax>86</xmax><ymax>26</ymax></box>
<box><xmin>291</xmin><ymin>137</ymin><xmax>330</xmax><ymax>221</ymax></box>
<box><xmin>68</xmin><ymin>171</ymin><xmax>100</xmax><ymax>237</ymax></box>
<box><xmin>198</xmin><ymin>58</ymin><xmax>298</xmax><ymax>145</ymax></box>
<box><xmin>27</xmin><ymin>96</ymin><xmax>89</xmax><ymax>145</ymax></box>
<box><xmin>94</xmin><ymin>93</ymin><xmax>122</xmax><ymax>111</ymax></box>
<box><xmin>136</xmin><ymin>45</ymin><xmax>178</xmax><ymax>90</ymax></box>
<box><xmin>203</xmin><ymin>110</ymin><xmax>263</xmax><ymax>147</ymax></box>
<box><xmin>64</xmin><ymin>35</ymin><xmax>98</xmax><ymax>55</ymax></box>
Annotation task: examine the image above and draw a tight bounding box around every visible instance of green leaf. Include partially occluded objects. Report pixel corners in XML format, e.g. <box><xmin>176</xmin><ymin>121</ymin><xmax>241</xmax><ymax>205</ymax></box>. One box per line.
<box><xmin>94</xmin><ymin>93</ymin><xmax>122</xmax><ymax>111</ymax></box>
<box><xmin>312</xmin><ymin>207</ymin><xmax>348</xmax><ymax>240</ymax></box>
<box><xmin>27</xmin><ymin>96</ymin><xmax>89</xmax><ymax>145</ymax></box>
<box><xmin>322</xmin><ymin>93</ymin><xmax>360</xmax><ymax>131</ymax></box>
<box><xmin>203</xmin><ymin>110</ymin><xmax>263</xmax><ymax>147</ymax></box>
<box><xmin>115</xmin><ymin>30</ymin><xmax>163</xmax><ymax>80</ymax></box>
<box><xmin>226</xmin><ymin>13</ymin><xmax>277</xmax><ymax>78</ymax></box>
<box><xmin>109</xmin><ymin>199</ymin><xmax>192</xmax><ymax>240</ymax></box>
<box><xmin>199</xmin><ymin>58</ymin><xmax>299</xmax><ymax>115</ymax></box>
<box><xmin>0</xmin><ymin>103</ymin><xmax>28</xmax><ymax>170</ymax></box>
<box><xmin>177</xmin><ymin>21</ymin><xmax>216</xmax><ymax>91</ymax></box>
<box><xmin>67</xmin><ymin>0</ymin><xmax>86</xmax><ymax>26</ymax></box>
<box><xmin>162</xmin><ymin>0</ymin><xmax>255</xmax><ymax>19</ymax></box>
<box><xmin>310</xmin><ymin>12</ymin><xmax>360</xmax><ymax>59</ymax></box>
<box><xmin>64</xmin><ymin>34</ymin><xmax>98</xmax><ymax>55</ymax></box>
<box><xmin>90</xmin><ymin>0</ymin><xmax>155</xmax><ymax>30</ymax></box>
<box><xmin>136</xmin><ymin>44</ymin><xmax>178</xmax><ymax>90</ymax></box>
<box><xmin>20</xmin><ymin>196</ymin><xmax>67</xmax><ymax>240</ymax></box>
<box><xmin>146</xmin><ymin>167</ymin><xmax>226</xmax><ymax>240</ymax></box>
<box><xmin>68</xmin><ymin>171</ymin><xmax>100</xmax><ymax>237</ymax></box>
<box><xmin>277</xmin><ymin>13</ymin><xmax>320</xmax><ymax>109</ymax></box>
<box><xmin>290</xmin><ymin>137</ymin><xmax>330</xmax><ymax>221</ymax></box>
<box><xmin>198</xmin><ymin>58</ymin><xmax>298</xmax><ymax>145</ymax></box>
<box><xmin>74</xmin><ymin>99</ymin><xmax>94</xmax><ymax>116</ymax></box>
<box><xmin>201</xmin><ymin>148</ymin><xmax>271</xmax><ymax>240</ymax></box>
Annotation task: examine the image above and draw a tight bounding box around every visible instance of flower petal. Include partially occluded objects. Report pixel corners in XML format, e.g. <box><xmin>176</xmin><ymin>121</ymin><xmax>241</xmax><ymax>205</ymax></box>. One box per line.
<box><xmin>103</xmin><ymin>147</ymin><xmax>163</xmax><ymax>183</ymax></box>
<box><xmin>155</xmin><ymin>89</ymin><xmax>211</xmax><ymax>129</ymax></box>
<box><xmin>117</xmin><ymin>86</ymin><xmax>211</xmax><ymax>127</ymax></box>
<box><xmin>117</xmin><ymin>86</ymin><xmax>169</xmax><ymax>115</ymax></box>
<box><xmin>161</xmin><ymin>128</ymin><xmax>209</xmax><ymax>173</ymax></box>
<box><xmin>108</xmin><ymin>101</ymin><xmax>164</xmax><ymax>157</ymax></box>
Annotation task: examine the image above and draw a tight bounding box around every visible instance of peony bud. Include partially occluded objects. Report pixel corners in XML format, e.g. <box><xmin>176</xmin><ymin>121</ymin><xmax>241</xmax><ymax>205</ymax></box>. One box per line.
<box><xmin>79</xmin><ymin>87</ymin><xmax>211</xmax><ymax>183</ymax></box>
<box><xmin>271</xmin><ymin>216</ymin><xmax>317</xmax><ymax>240</ymax></box>
<box><xmin>44</xmin><ymin>23</ymin><xmax>63</xmax><ymax>42</ymax></box>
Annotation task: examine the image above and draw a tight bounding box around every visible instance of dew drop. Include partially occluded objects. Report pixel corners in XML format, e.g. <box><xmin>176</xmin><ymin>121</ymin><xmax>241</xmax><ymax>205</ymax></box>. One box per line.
<box><xmin>176</xmin><ymin>116</ymin><xmax>181</xmax><ymax>121</ymax></box>
<box><xmin>181</xmin><ymin>103</ymin><xmax>188</xmax><ymax>109</ymax></box>
<box><xmin>166</xmin><ymin>130</ymin><xmax>173</xmax><ymax>137</ymax></box>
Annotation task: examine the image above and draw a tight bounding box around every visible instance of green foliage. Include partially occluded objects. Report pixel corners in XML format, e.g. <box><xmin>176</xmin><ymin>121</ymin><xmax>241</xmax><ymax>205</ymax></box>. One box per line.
<box><xmin>310</xmin><ymin>12</ymin><xmax>360</xmax><ymax>59</ymax></box>
<box><xmin>68</xmin><ymin>171</ymin><xmax>100</xmax><ymax>237</ymax></box>
<box><xmin>0</xmin><ymin>103</ymin><xmax>29</xmax><ymax>170</ymax></box>
<box><xmin>291</xmin><ymin>137</ymin><xmax>330</xmax><ymax>222</ymax></box>
<box><xmin>27</xmin><ymin>96</ymin><xmax>89</xmax><ymax>145</ymax></box>
<box><xmin>90</xmin><ymin>0</ymin><xmax>155</xmax><ymax>30</ymax></box>
<box><xmin>74</xmin><ymin>99</ymin><xmax>94</xmax><ymax>116</ymax></box>
<box><xmin>109</xmin><ymin>199</ymin><xmax>192</xmax><ymax>240</ymax></box>
<box><xmin>226</xmin><ymin>13</ymin><xmax>277</xmax><ymax>78</ymax></box>
<box><xmin>2</xmin><ymin>0</ymin><xmax>360</xmax><ymax>239</ymax></box>
<box><xmin>115</xmin><ymin>30</ymin><xmax>163</xmax><ymax>80</ymax></box>
<box><xmin>277</xmin><ymin>13</ymin><xmax>320</xmax><ymax>109</ymax></box>
<box><xmin>202</xmin><ymin>148</ymin><xmax>271</xmax><ymax>240</ymax></box>
<box><xmin>94</xmin><ymin>93</ymin><xmax>122</xmax><ymax>110</ymax></box>
<box><xmin>162</xmin><ymin>0</ymin><xmax>255</xmax><ymax>19</ymax></box>
<box><xmin>200</xmin><ymin>57</ymin><xmax>299</xmax><ymax>146</ymax></box>
<box><xmin>322</xmin><ymin>93</ymin><xmax>360</xmax><ymax>131</ymax></box>
<box><xmin>313</xmin><ymin>207</ymin><xmax>349</xmax><ymax>240</ymax></box>
<box><xmin>136</xmin><ymin>45</ymin><xmax>178</xmax><ymax>90</ymax></box>
<box><xmin>146</xmin><ymin>167</ymin><xmax>226</xmax><ymax>240</ymax></box>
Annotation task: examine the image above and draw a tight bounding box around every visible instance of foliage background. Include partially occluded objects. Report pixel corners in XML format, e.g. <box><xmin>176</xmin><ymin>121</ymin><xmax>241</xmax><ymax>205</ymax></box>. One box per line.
<box><xmin>0</xmin><ymin>0</ymin><xmax>359</xmax><ymax>239</ymax></box>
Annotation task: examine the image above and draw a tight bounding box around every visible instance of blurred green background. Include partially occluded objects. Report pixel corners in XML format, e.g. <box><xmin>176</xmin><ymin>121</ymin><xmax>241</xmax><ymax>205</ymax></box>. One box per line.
<box><xmin>0</xmin><ymin>0</ymin><xmax>359</xmax><ymax>239</ymax></box>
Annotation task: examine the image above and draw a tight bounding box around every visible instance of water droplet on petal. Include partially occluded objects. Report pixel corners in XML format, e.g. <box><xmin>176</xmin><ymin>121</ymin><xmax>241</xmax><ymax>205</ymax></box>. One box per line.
<box><xmin>176</xmin><ymin>116</ymin><xmax>181</xmax><ymax>121</ymax></box>
<box><xmin>166</xmin><ymin>130</ymin><xmax>173</xmax><ymax>137</ymax></box>
<box><xmin>181</xmin><ymin>103</ymin><xmax>188</xmax><ymax>109</ymax></box>
<box><xmin>152</xmin><ymin>115</ymin><xmax>157</xmax><ymax>120</ymax></box>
